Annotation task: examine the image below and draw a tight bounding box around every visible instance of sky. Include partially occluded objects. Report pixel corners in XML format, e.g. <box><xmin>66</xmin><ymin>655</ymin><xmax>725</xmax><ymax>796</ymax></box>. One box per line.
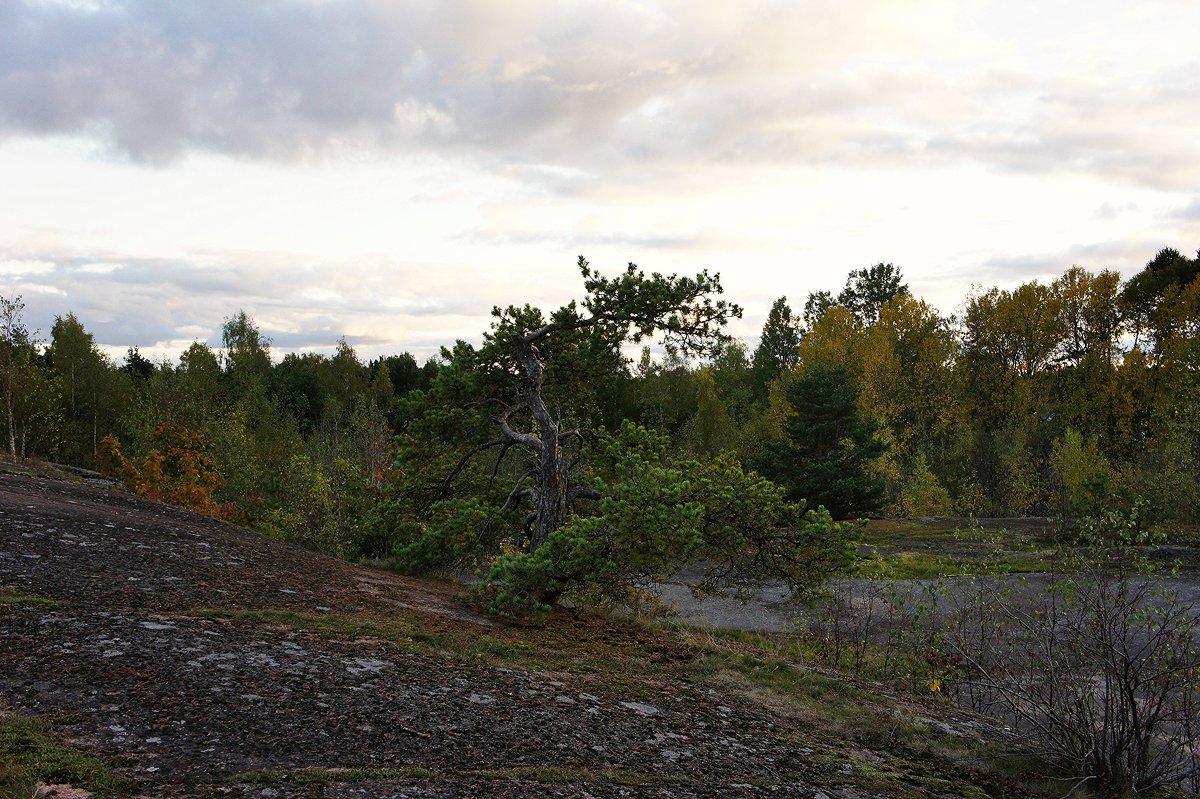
<box><xmin>2</xmin><ymin>0</ymin><xmax>1199</xmax><ymax>364</ymax></box>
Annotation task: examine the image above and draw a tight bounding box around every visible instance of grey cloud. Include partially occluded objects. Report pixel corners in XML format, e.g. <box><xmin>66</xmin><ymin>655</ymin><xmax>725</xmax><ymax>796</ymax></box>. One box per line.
<box><xmin>43</xmin><ymin>254</ymin><xmax>290</xmax><ymax>305</ymax></box>
<box><xmin>3</xmin><ymin>1</ymin><xmax>1198</xmax><ymax>192</ymax></box>
<box><xmin>1171</xmin><ymin>197</ymin><xmax>1200</xmax><ymax>221</ymax></box>
<box><xmin>3</xmin><ymin>245</ymin><xmax>500</xmax><ymax>360</ymax></box>
<box><xmin>924</xmin><ymin>69</ymin><xmax>1200</xmax><ymax>191</ymax></box>
<box><xmin>456</xmin><ymin>226</ymin><xmax>712</xmax><ymax>252</ymax></box>
<box><xmin>901</xmin><ymin>241</ymin><xmax>1162</xmax><ymax>320</ymax></box>
<box><xmin>16</xmin><ymin>285</ymin><xmax>189</xmax><ymax>354</ymax></box>
<box><xmin>265</xmin><ymin>329</ymin><xmax>389</xmax><ymax>352</ymax></box>
<box><xmin>0</xmin><ymin>1</ymin><xmax>1025</xmax><ymax>170</ymax></box>
<box><xmin>1095</xmin><ymin>201</ymin><xmax>1140</xmax><ymax>221</ymax></box>
<box><xmin>972</xmin><ymin>239</ymin><xmax>1166</xmax><ymax>285</ymax></box>
<box><xmin>12</xmin><ymin>263</ymin><xmax>233</xmax><ymax>352</ymax></box>
<box><xmin>0</xmin><ymin>0</ymin><xmax>702</xmax><ymax>164</ymax></box>
<box><xmin>930</xmin><ymin>128</ymin><xmax>1200</xmax><ymax>193</ymax></box>
<box><xmin>0</xmin><ymin>0</ymin><xmax>431</xmax><ymax>162</ymax></box>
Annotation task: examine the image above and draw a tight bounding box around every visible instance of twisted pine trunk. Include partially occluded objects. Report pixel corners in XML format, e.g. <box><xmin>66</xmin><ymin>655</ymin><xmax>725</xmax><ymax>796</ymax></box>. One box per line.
<box><xmin>510</xmin><ymin>333</ymin><xmax>572</xmax><ymax>550</ymax></box>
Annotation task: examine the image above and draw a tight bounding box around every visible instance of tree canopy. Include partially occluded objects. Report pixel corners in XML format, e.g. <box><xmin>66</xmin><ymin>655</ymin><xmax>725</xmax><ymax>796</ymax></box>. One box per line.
<box><xmin>752</xmin><ymin>296</ymin><xmax>801</xmax><ymax>397</ymax></box>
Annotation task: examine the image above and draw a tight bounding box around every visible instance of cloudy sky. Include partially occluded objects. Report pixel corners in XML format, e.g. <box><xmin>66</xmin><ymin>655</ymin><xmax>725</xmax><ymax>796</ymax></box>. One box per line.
<box><xmin>2</xmin><ymin>0</ymin><xmax>1198</xmax><ymax>363</ymax></box>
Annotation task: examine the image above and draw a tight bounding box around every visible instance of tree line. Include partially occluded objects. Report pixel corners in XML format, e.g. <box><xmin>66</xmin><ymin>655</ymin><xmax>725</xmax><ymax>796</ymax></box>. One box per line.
<box><xmin>1</xmin><ymin>247</ymin><xmax>1197</xmax><ymax>581</ymax></box>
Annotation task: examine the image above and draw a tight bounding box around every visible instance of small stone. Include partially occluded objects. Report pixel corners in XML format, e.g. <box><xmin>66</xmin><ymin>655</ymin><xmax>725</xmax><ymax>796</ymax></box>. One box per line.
<box><xmin>141</xmin><ymin>621</ymin><xmax>174</xmax><ymax>630</ymax></box>
<box><xmin>346</xmin><ymin>657</ymin><xmax>392</xmax><ymax>675</ymax></box>
<box><xmin>35</xmin><ymin>785</ymin><xmax>93</xmax><ymax>799</ymax></box>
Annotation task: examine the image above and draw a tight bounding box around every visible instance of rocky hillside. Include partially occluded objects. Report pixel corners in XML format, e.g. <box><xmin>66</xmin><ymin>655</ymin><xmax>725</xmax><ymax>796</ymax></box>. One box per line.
<box><xmin>0</xmin><ymin>466</ymin><xmax>1041</xmax><ymax>798</ymax></box>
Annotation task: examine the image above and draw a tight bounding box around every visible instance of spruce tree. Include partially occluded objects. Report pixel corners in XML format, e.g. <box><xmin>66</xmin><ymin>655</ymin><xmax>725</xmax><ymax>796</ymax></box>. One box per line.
<box><xmin>757</xmin><ymin>363</ymin><xmax>887</xmax><ymax>517</ymax></box>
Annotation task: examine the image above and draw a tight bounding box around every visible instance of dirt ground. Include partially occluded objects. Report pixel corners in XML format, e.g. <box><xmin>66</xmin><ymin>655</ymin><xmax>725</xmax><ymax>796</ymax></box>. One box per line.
<box><xmin>0</xmin><ymin>469</ymin><xmax>1032</xmax><ymax>799</ymax></box>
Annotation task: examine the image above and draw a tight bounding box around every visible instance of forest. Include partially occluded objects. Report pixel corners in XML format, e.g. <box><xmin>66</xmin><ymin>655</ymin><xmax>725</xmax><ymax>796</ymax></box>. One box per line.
<box><xmin>2</xmin><ymin>246</ymin><xmax>1198</xmax><ymax>604</ymax></box>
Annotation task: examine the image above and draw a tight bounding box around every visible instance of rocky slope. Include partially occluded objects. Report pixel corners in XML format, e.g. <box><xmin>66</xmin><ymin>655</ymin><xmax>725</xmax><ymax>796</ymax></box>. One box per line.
<box><xmin>0</xmin><ymin>467</ymin><xmax>1037</xmax><ymax>798</ymax></box>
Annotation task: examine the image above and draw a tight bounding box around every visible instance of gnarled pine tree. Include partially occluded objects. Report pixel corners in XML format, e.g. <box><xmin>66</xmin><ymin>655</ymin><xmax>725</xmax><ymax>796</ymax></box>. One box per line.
<box><xmin>383</xmin><ymin>258</ymin><xmax>860</xmax><ymax>613</ymax></box>
<box><xmin>488</xmin><ymin>256</ymin><xmax>737</xmax><ymax>549</ymax></box>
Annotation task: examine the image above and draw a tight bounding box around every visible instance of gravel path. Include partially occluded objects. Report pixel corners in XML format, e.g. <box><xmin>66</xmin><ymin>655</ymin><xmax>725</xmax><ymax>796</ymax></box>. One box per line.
<box><xmin>657</xmin><ymin>563</ymin><xmax>1200</xmax><ymax>634</ymax></box>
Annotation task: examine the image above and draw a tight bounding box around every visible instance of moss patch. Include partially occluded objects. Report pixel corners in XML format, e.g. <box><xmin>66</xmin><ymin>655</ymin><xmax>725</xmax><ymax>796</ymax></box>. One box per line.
<box><xmin>0</xmin><ymin>715</ymin><xmax>135</xmax><ymax>799</ymax></box>
<box><xmin>856</xmin><ymin>551</ymin><xmax>1056</xmax><ymax>579</ymax></box>
<box><xmin>0</xmin><ymin>591</ymin><xmax>60</xmax><ymax>607</ymax></box>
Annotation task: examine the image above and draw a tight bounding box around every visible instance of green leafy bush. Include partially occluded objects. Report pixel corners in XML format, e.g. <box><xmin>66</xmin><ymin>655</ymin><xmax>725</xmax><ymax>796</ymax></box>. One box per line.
<box><xmin>474</xmin><ymin>422</ymin><xmax>860</xmax><ymax>616</ymax></box>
